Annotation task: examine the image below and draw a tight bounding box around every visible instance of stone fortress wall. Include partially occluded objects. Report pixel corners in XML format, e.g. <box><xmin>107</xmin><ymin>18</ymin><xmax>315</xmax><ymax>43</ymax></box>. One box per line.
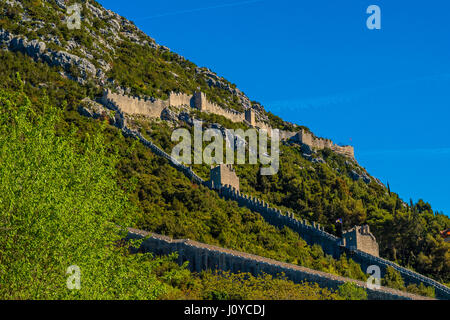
<box><xmin>168</xmin><ymin>92</ymin><xmax>194</xmax><ymax>108</ymax></box>
<box><xmin>292</xmin><ymin>129</ymin><xmax>355</xmax><ymax>158</ymax></box>
<box><xmin>126</xmin><ymin>228</ymin><xmax>432</xmax><ymax>300</ymax></box>
<box><xmin>98</xmin><ymin>92</ymin><xmax>450</xmax><ymax>300</ymax></box>
<box><xmin>218</xmin><ymin>184</ymin><xmax>341</xmax><ymax>257</ymax></box>
<box><xmin>194</xmin><ymin>92</ymin><xmax>245</xmax><ymax>123</ymax></box>
<box><xmin>215</xmin><ymin>184</ymin><xmax>449</xmax><ymax>299</ymax></box>
<box><xmin>102</xmin><ymin>89</ymin><xmax>167</xmax><ymax>118</ymax></box>
<box><xmin>102</xmin><ymin>89</ymin><xmax>355</xmax><ymax>158</ymax></box>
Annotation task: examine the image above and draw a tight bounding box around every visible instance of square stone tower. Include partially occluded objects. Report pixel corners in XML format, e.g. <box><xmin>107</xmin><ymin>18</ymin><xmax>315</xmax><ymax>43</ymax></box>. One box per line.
<box><xmin>209</xmin><ymin>164</ymin><xmax>240</xmax><ymax>191</ymax></box>
<box><xmin>294</xmin><ymin>128</ymin><xmax>314</xmax><ymax>147</ymax></box>
<box><xmin>194</xmin><ymin>91</ymin><xmax>207</xmax><ymax>111</ymax></box>
<box><xmin>342</xmin><ymin>225</ymin><xmax>379</xmax><ymax>257</ymax></box>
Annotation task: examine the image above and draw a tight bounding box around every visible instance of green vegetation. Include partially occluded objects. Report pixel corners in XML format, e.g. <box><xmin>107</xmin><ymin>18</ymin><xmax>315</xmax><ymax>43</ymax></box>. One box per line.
<box><xmin>140</xmin><ymin>108</ymin><xmax>449</xmax><ymax>285</ymax></box>
<box><xmin>0</xmin><ymin>84</ymin><xmax>362</xmax><ymax>300</ymax></box>
<box><xmin>0</xmin><ymin>1</ymin><xmax>270</xmax><ymax>115</ymax></box>
<box><xmin>0</xmin><ymin>85</ymin><xmax>166</xmax><ymax>299</ymax></box>
<box><xmin>108</xmin><ymin>40</ymin><xmax>246</xmax><ymax>112</ymax></box>
<box><xmin>112</xmin><ymin>122</ymin><xmax>368</xmax><ymax>281</ymax></box>
<box><xmin>191</xmin><ymin>109</ymin><xmax>250</xmax><ymax>131</ymax></box>
<box><xmin>233</xmin><ymin>145</ymin><xmax>449</xmax><ymax>284</ymax></box>
<box><xmin>0</xmin><ymin>0</ymin><xmax>447</xmax><ymax>299</ymax></box>
<box><xmin>382</xmin><ymin>266</ymin><xmax>406</xmax><ymax>291</ymax></box>
<box><xmin>266</xmin><ymin>111</ymin><xmax>306</xmax><ymax>132</ymax></box>
<box><xmin>165</xmin><ymin>271</ymin><xmax>342</xmax><ymax>300</ymax></box>
<box><xmin>336</xmin><ymin>282</ymin><xmax>368</xmax><ymax>300</ymax></box>
<box><xmin>406</xmin><ymin>282</ymin><xmax>436</xmax><ymax>298</ymax></box>
<box><xmin>381</xmin><ymin>266</ymin><xmax>435</xmax><ymax>297</ymax></box>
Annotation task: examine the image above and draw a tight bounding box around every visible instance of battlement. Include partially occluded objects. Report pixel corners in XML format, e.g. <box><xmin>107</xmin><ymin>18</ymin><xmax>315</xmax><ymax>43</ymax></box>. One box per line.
<box><xmin>101</xmin><ymin>89</ymin><xmax>355</xmax><ymax>158</ymax></box>
<box><xmin>168</xmin><ymin>92</ymin><xmax>194</xmax><ymax>108</ymax></box>
<box><xmin>219</xmin><ymin>184</ymin><xmax>330</xmax><ymax>235</ymax></box>
<box><xmin>102</xmin><ymin>89</ymin><xmax>167</xmax><ymax>118</ymax></box>
<box><xmin>194</xmin><ymin>91</ymin><xmax>245</xmax><ymax>123</ymax></box>
<box><xmin>342</xmin><ymin>225</ymin><xmax>379</xmax><ymax>257</ymax></box>
<box><xmin>293</xmin><ymin>129</ymin><xmax>355</xmax><ymax>158</ymax></box>
<box><xmin>126</xmin><ymin>228</ymin><xmax>435</xmax><ymax>300</ymax></box>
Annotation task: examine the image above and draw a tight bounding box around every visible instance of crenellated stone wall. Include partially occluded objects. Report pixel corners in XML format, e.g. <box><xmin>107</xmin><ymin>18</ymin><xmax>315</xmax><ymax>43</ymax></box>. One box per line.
<box><xmin>215</xmin><ymin>185</ymin><xmax>449</xmax><ymax>299</ymax></box>
<box><xmin>193</xmin><ymin>91</ymin><xmax>246</xmax><ymax>123</ymax></box>
<box><xmin>80</xmin><ymin>106</ymin><xmax>450</xmax><ymax>299</ymax></box>
<box><xmin>244</xmin><ymin>109</ymin><xmax>256</xmax><ymax>126</ymax></box>
<box><xmin>1</xmin><ymin>26</ymin><xmax>355</xmax><ymax>159</ymax></box>
<box><xmin>120</xmin><ymin>125</ymin><xmax>206</xmax><ymax>186</ymax></box>
<box><xmin>168</xmin><ymin>92</ymin><xmax>194</xmax><ymax>108</ymax></box>
<box><xmin>219</xmin><ymin>185</ymin><xmax>341</xmax><ymax>258</ymax></box>
<box><xmin>292</xmin><ymin>129</ymin><xmax>355</xmax><ymax>158</ymax></box>
<box><xmin>102</xmin><ymin>89</ymin><xmax>167</xmax><ymax>118</ymax></box>
<box><xmin>126</xmin><ymin>228</ymin><xmax>433</xmax><ymax>300</ymax></box>
<box><xmin>101</xmin><ymin>89</ymin><xmax>355</xmax><ymax>158</ymax></box>
<box><xmin>279</xmin><ymin>130</ymin><xmax>297</xmax><ymax>141</ymax></box>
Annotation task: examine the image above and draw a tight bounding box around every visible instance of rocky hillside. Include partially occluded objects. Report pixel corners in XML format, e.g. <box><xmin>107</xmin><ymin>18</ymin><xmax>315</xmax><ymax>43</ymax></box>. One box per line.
<box><xmin>0</xmin><ymin>0</ymin><xmax>277</xmax><ymax>123</ymax></box>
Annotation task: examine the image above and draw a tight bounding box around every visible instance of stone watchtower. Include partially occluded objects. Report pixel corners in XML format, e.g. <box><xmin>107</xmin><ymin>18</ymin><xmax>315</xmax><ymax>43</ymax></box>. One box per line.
<box><xmin>342</xmin><ymin>225</ymin><xmax>379</xmax><ymax>257</ymax></box>
<box><xmin>194</xmin><ymin>91</ymin><xmax>207</xmax><ymax>111</ymax></box>
<box><xmin>208</xmin><ymin>164</ymin><xmax>240</xmax><ymax>191</ymax></box>
<box><xmin>244</xmin><ymin>109</ymin><xmax>256</xmax><ymax>126</ymax></box>
<box><xmin>293</xmin><ymin>128</ymin><xmax>314</xmax><ymax>147</ymax></box>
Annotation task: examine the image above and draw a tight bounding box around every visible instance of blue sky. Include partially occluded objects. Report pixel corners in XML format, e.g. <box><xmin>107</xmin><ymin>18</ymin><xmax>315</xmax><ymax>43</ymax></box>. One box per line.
<box><xmin>98</xmin><ymin>0</ymin><xmax>450</xmax><ymax>216</ymax></box>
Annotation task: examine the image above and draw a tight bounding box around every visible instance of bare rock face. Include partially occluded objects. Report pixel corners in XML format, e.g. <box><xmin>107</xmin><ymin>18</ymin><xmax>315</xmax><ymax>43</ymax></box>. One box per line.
<box><xmin>5</xmin><ymin>0</ymin><xmax>23</xmax><ymax>8</ymax></box>
<box><xmin>46</xmin><ymin>50</ymin><xmax>97</xmax><ymax>77</ymax></box>
<box><xmin>54</xmin><ymin>0</ymin><xmax>66</xmax><ymax>10</ymax></box>
<box><xmin>1</xmin><ymin>30</ymin><xmax>46</xmax><ymax>59</ymax></box>
<box><xmin>350</xmin><ymin>169</ymin><xmax>371</xmax><ymax>184</ymax></box>
<box><xmin>178</xmin><ymin>111</ymin><xmax>193</xmax><ymax>125</ymax></box>
<box><xmin>86</xmin><ymin>2</ymin><xmax>103</xmax><ymax>18</ymax></box>
<box><xmin>0</xmin><ymin>29</ymin><xmax>101</xmax><ymax>82</ymax></box>
<box><xmin>78</xmin><ymin>98</ymin><xmax>110</xmax><ymax>119</ymax></box>
<box><xmin>0</xmin><ymin>1</ymin><xmax>265</xmax><ymax>120</ymax></box>
<box><xmin>160</xmin><ymin>107</ymin><xmax>178</xmax><ymax>122</ymax></box>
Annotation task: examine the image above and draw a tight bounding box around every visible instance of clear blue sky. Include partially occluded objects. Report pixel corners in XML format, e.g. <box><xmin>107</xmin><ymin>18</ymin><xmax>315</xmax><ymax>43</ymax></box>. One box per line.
<box><xmin>98</xmin><ymin>0</ymin><xmax>450</xmax><ymax>216</ymax></box>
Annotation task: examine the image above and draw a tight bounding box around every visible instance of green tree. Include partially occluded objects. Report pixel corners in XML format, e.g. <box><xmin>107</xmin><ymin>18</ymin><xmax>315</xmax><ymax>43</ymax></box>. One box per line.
<box><xmin>336</xmin><ymin>282</ymin><xmax>368</xmax><ymax>300</ymax></box>
<box><xmin>0</xmin><ymin>87</ymin><xmax>176</xmax><ymax>299</ymax></box>
<box><xmin>382</xmin><ymin>267</ymin><xmax>405</xmax><ymax>291</ymax></box>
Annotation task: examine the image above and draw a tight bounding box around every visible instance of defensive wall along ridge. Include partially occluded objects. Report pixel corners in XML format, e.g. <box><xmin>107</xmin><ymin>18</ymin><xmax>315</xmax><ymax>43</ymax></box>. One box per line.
<box><xmin>213</xmin><ymin>174</ymin><xmax>450</xmax><ymax>299</ymax></box>
<box><xmin>126</xmin><ymin>227</ymin><xmax>432</xmax><ymax>300</ymax></box>
<box><xmin>118</xmin><ymin>123</ymin><xmax>449</xmax><ymax>299</ymax></box>
<box><xmin>97</xmin><ymin>92</ymin><xmax>449</xmax><ymax>299</ymax></box>
<box><xmin>101</xmin><ymin>89</ymin><xmax>354</xmax><ymax>158</ymax></box>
